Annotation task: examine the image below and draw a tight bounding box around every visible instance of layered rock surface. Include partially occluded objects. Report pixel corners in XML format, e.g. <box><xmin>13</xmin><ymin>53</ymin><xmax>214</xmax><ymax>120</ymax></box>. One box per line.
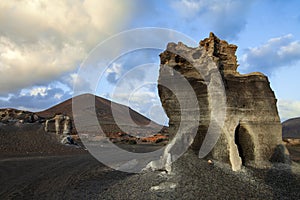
<box><xmin>157</xmin><ymin>33</ymin><xmax>287</xmax><ymax>171</ymax></box>
<box><xmin>44</xmin><ymin>114</ymin><xmax>72</xmax><ymax>135</ymax></box>
<box><xmin>0</xmin><ymin>108</ymin><xmax>40</xmax><ymax>124</ymax></box>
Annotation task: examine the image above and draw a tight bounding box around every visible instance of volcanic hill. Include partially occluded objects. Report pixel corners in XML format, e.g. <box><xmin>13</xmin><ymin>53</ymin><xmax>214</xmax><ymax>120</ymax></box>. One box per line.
<box><xmin>37</xmin><ymin>93</ymin><xmax>165</xmax><ymax>136</ymax></box>
<box><xmin>282</xmin><ymin>117</ymin><xmax>300</xmax><ymax>139</ymax></box>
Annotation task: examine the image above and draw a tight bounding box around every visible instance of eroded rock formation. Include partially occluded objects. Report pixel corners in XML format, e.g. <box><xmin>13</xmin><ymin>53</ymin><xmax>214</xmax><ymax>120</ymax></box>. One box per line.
<box><xmin>45</xmin><ymin>114</ymin><xmax>72</xmax><ymax>135</ymax></box>
<box><xmin>0</xmin><ymin>108</ymin><xmax>39</xmax><ymax>124</ymax></box>
<box><xmin>157</xmin><ymin>33</ymin><xmax>288</xmax><ymax>171</ymax></box>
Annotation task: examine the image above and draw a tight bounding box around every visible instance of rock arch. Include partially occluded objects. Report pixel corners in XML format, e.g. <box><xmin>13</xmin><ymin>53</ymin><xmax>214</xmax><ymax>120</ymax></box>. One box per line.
<box><xmin>234</xmin><ymin>124</ymin><xmax>254</xmax><ymax>166</ymax></box>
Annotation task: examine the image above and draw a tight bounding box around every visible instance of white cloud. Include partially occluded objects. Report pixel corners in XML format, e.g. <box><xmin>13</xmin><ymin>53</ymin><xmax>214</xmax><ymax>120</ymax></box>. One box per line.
<box><xmin>106</xmin><ymin>63</ymin><xmax>122</xmax><ymax>75</ymax></box>
<box><xmin>0</xmin><ymin>0</ymin><xmax>134</xmax><ymax>95</ymax></box>
<box><xmin>102</xmin><ymin>63</ymin><xmax>168</xmax><ymax>125</ymax></box>
<box><xmin>278</xmin><ymin>99</ymin><xmax>300</xmax><ymax>121</ymax></box>
<box><xmin>110</xmin><ymin>87</ymin><xmax>168</xmax><ymax>125</ymax></box>
<box><xmin>241</xmin><ymin>34</ymin><xmax>300</xmax><ymax>74</ymax></box>
<box><xmin>66</xmin><ymin>73</ymin><xmax>92</xmax><ymax>95</ymax></box>
<box><xmin>278</xmin><ymin>41</ymin><xmax>300</xmax><ymax>57</ymax></box>
<box><xmin>106</xmin><ymin>62</ymin><xmax>123</xmax><ymax>83</ymax></box>
<box><xmin>112</xmin><ymin>89</ymin><xmax>157</xmax><ymax>108</ymax></box>
<box><xmin>54</xmin><ymin>93</ymin><xmax>63</xmax><ymax>100</ymax></box>
<box><xmin>170</xmin><ymin>0</ymin><xmax>254</xmax><ymax>39</ymax></box>
<box><xmin>29</xmin><ymin>87</ymin><xmax>48</xmax><ymax>97</ymax></box>
<box><xmin>0</xmin><ymin>84</ymin><xmax>71</xmax><ymax>111</ymax></box>
<box><xmin>171</xmin><ymin>0</ymin><xmax>206</xmax><ymax>18</ymax></box>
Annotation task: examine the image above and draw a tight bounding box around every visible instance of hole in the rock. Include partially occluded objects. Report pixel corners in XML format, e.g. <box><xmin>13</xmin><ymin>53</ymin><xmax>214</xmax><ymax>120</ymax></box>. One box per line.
<box><xmin>234</xmin><ymin>124</ymin><xmax>254</xmax><ymax>165</ymax></box>
<box><xmin>175</xmin><ymin>55</ymin><xmax>180</xmax><ymax>63</ymax></box>
<box><xmin>173</xmin><ymin>65</ymin><xmax>181</xmax><ymax>71</ymax></box>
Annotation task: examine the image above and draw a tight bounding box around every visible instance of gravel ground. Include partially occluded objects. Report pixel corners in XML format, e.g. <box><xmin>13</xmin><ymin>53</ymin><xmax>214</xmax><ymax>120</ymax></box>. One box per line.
<box><xmin>0</xmin><ymin>123</ymin><xmax>86</xmax><ymax>157</ymax></box>
<box><xmin>100</xmin><ymin>150</ymin><xmax>300</xmax><ymax>200</ymax></box>
<box><xmin>0</xmin><ymin>154</ymin><xmax>131</xmax><ymax>199</ymax></box>
<box><xmin>1</xmin><ymin>149</ymin><xmax>300</xmax><ymax>199</ymax></box>
<box><xmin>1</xmin><ymin>123</ymin><xmax>300</xmax><ymax>199</ymax></box>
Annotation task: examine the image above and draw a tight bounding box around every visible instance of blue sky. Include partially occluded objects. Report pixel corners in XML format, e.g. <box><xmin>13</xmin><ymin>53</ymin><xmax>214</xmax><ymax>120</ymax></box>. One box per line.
<box><xmin>0</xmin><ymin>0</ymin><xmax>300</xmax><ymax>124</ymax></box>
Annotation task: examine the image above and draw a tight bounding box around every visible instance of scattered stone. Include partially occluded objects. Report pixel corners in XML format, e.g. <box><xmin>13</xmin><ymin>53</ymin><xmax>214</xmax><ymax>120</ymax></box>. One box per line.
<box><xmin>61</xmin><ymin>135</ymin><xmax>78</xmax><ymax>146</ymax></box>
<box><xmin>0</xmin><ymin>108</ymin><xmax>40</xmax><ymax>124</ymax></box>
<box><xmin>208</xmin><ymin>159</ymin><xmax>214</xmax><ymax>165</ymax></box>
<box><xmin>150</xmin><ymin>182</ymin><xmax>177</xmax><ymax>191</ymax></box>
<box><xmin>284</xmin><ymin>138</ymin><xmax>300</xmax><ymax>146</ymax></box>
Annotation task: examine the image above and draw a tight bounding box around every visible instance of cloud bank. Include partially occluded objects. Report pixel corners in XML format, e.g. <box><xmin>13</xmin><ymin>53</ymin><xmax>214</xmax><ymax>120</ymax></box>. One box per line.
<box><xmin>0</xmin><ymin>85</ymin><xmax>71</xmax><ymax>111</ymax></box>
<box><xmin>0</xmin><ymin>0</ymin><xmax>133</xmax><ymax>95</ymax></box>
<box><xmin>240</xmin><ymin>34</ymin><xmax>300</xmax><ymax>75</ymax></box>
<box><xmin>278</xmin><ymin>100</ymin><xmax>300</xmax><ymax>121</ymax></box>
<box><xmin>170</xmin><ymin>0</ymin><xmax>254</xmax><ymax>39</ymax></box>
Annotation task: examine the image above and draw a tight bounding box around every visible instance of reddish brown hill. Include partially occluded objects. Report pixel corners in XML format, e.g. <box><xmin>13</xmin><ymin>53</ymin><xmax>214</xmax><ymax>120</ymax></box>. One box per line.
<box><xmin>37</xmin><ymin>94</ymin><xmax>164</xmax><ymax>136</ymax></box>
<box><xmin>282</xmin><ymin>117</ymin><xmax>300</xmax><ymax>139</ymax></box>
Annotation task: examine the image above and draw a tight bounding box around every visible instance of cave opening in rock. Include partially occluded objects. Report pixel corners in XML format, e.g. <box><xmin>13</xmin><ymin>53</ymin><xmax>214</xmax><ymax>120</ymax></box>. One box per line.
<box><xmin>234</xmin><ymin>124</ymin><xmax>255</xmax><ymax>165</ymax></box>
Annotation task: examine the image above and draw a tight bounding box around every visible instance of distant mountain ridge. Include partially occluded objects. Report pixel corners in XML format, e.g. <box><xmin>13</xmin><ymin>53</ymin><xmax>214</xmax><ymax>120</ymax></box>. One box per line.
<box><xmin>282</xmin><ymin>117</ymin><xmax>300</xmax><ymax>139</ymax></box>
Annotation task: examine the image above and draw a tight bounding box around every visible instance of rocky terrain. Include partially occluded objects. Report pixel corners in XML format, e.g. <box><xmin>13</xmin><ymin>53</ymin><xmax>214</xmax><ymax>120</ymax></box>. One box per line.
<box><xmin>1</xmin><ymin>33</ymin><xmax>300</xmax><ymax>199</ymax></box>
<box><xmin>0</xmin><ymin>94</ymin><xmax>169</xmax><ymax>152</ymax></box>
<box><xmin>0</xmin><ymin>94</ymin><xmax>169</xmax><ymax>166</ymax></box>
<box><xmin>0</xmin><ymin>108</ymin><xmax>40</xmax><ymax>124</ymax></box>
<box><xmin>1</xmin><ymin>150</ymin><xmax>299</xmax><ymax>199</ymax></box>
<box><xmin>0</xmin><ymin>122</ymin><xmax>85</xmax><ymax>158</ymax></box>
<box><xmin>282</xmin><ymin>117</ymin><xmax>300</xmax><ymax>161</ymax></box>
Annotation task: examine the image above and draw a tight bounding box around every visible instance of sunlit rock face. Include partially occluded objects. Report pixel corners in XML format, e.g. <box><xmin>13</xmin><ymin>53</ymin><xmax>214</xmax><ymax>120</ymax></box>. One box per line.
<box><xmin>45</xmin><ymin>114</ymin><xmax>72</xmax><ymax>136</ymax></box>
<box><xmin>158</xmin><ymin>33</ymin><xmax>288</xmax><ymax>171</ymax></box>
<box><xmin>0</xmin><ymin>108</ymin><xmax>39</xmax><ymax>124</ymax></box>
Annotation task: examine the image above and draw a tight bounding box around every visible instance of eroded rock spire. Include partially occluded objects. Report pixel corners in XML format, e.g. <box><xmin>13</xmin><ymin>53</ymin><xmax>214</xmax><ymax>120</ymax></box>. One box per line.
<box><xmin>155</xmin><ymin>32</ymin><xmax>289</xmax><ymax>171</ymax></box>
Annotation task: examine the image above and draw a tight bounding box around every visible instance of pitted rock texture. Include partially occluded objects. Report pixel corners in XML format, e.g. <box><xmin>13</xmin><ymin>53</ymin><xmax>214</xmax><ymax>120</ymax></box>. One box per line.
<box><xmin>0</xmin><ymin>108</ymin><xmax>40</xmax><ymax>124</ymax></box>
<box><xmin>45</xmin><ymin>114</ymin><xmax>72</xmax><ymax>135</ymax></box>
<box><xmin>158</xmin><ymin>33</ymin><xmax>287</xmax><ymax>171</ymax></box>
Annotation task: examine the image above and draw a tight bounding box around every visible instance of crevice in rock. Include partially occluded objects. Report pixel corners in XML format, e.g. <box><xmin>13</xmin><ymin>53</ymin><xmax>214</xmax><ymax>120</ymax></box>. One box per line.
<box><xmin>234</xmin><ymin>124</ymin><xmax>254</xmax><ymax>166</ymax></box>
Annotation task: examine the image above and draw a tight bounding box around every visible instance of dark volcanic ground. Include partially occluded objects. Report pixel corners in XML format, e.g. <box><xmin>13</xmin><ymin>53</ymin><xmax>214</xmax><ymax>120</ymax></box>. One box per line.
<box><xmin>1</xmin><ymin>151</ymin><xmax>300</xmax><ymax>199</ymax></box>
<box><xmin>0</xmin><ymin>123</ymin><xmax>85</xmax><ymax>158</ymax></box>
<box><xmin>100</xmin><ymin>151</ymin><xmax>300</xmax><ymax>200</ymax></box>
<box><xmin>0</xmin><ymin>154</ymin><xmax>133</xmax><ymax>199</ymax></box>
<box><xmin>1</xmin><ymin>123</ymin><xmax>300</xmax><ymax>199</ymax></box>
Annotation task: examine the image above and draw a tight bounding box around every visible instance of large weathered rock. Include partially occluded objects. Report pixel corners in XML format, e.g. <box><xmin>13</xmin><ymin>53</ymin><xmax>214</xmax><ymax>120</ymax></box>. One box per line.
<box><xmin>45</xmin><ymin>114</ymin><xmax>72</xmax><ymax>135</ymax></box>
<box><xmin>0</xmin><ymin>108</ymin><xmax>39</xmax><ymax>124</ymax></box>
<box><xmin>157</xmin><ymin>33</ymin><xmax>288</xmax><ymax>171</ymax></box>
